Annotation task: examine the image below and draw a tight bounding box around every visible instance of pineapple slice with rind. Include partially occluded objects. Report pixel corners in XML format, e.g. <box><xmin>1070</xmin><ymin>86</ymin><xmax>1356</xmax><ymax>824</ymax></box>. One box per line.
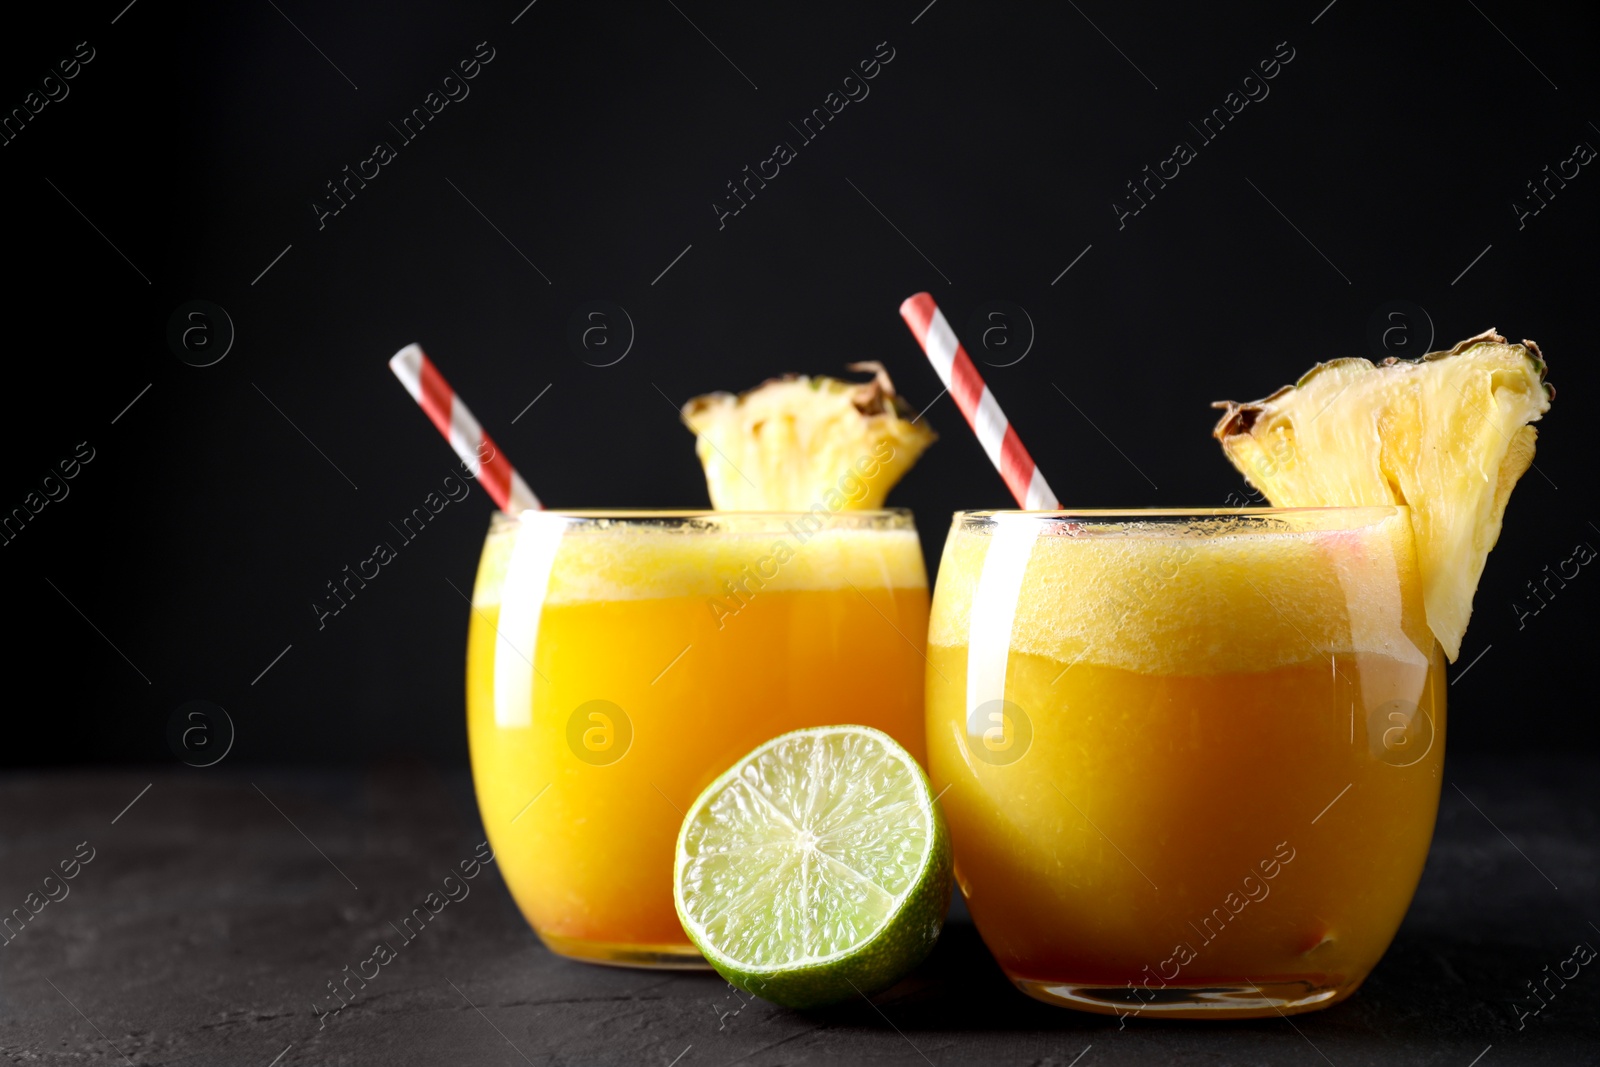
<box><xmin>682</xmin><ymin>363</ymin><xmax>936</xmax><ymax>511</ymax></box>
<box><xmin>1213</xmin><ymin>329</ymin><xmax>1553</xmax><ymax>661</ymax></box>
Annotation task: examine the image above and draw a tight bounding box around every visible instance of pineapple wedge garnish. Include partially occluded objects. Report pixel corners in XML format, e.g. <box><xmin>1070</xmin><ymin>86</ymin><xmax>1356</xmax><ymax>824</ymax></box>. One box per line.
<box><xmin>1209</xmin><ymin>327</ymin><xmax>1548</xmax><ymax>659</ymax></box>
<box><xmin>681</xmin><ymin>362</ymin><xmax>936</xmax><ymax>510</ymax></box>
<box><xmin>1213</xmin><ymin>329</ymin><xmax>1553</xmax><ymax>661</ymax></box>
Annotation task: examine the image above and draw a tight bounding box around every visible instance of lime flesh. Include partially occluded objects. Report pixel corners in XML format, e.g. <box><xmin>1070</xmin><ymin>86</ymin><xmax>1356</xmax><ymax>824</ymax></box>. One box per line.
<box><xmin>673</xmin><ymin>725</ymin><xmax>951</xmax><ymax>1008</ymax></box>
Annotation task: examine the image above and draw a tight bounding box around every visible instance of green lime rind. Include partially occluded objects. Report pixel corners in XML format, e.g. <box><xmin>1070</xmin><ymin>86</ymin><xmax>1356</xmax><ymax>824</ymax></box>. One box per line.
<box><xmin>673</xmin><ymin>725</ymin><xmax>952</xmax><ymax>1010</ymax></box>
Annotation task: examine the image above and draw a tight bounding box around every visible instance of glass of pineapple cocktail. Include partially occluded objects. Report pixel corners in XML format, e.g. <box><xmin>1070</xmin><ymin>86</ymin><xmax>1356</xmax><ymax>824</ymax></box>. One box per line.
<box><xmin>466</xmin><ymin>362</ymin><xmax>938</xmax><ymax>968</ymax></box>
<box><xmin>468</xmin><ymin>509</ymin><xmax>929</xmax><ymax>967</ymax></box>
<box><xmin>926</xmin><ymin>506</ymin><xmax>1445</xmax><ymax>1017</ymax></box>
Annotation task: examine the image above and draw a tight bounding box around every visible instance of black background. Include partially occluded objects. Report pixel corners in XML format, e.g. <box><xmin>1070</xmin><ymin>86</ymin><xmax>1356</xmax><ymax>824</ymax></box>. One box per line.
<box><xmin>2</xmin><ymin>0</ymin><xmax>1592</xmax><ymax>766</ymax></box>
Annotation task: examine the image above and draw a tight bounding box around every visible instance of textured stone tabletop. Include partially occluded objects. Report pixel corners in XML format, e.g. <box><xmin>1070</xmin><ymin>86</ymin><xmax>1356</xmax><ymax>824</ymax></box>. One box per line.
<box><xmin>1</xmin><ymin>755</ymin><xmax>1594</xmax><ymax>1066</ymax></box>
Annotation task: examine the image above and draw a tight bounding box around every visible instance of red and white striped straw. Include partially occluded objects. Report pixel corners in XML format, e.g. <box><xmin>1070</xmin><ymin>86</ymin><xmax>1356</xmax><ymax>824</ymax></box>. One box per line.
<box><xmin>899</xmin><ymin>293</ymin><xmax>1059</xmax><ymax>510</ymax></box>
<box><xmin>388</xmin><ymin>343</ymin><xmax>541</xmax><ymax>514</ymax></box>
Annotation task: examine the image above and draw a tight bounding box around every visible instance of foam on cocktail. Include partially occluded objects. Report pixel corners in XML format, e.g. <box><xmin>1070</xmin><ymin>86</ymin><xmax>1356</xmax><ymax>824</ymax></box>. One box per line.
<box><xmin>929</xmin><ymin>508</ymin><xmax>1432</xmax><ymax>676</ymax></box>
<box><xmin>472</xmin><ymin>519</ymin><xmax>926</xmax><ymax>607</ymax></box>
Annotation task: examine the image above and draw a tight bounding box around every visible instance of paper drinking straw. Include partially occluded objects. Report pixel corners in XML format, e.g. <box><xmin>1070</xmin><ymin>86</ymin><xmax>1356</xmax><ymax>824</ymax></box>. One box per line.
<box><xmin>898</xmin><ymin>293</ymin><xmax>1059</xmax><ymax>510</ymax></box>
<box><xmin>388</xmin><ymin>343</ymin><xmax>541</xmax><ymax>513</ymax></box>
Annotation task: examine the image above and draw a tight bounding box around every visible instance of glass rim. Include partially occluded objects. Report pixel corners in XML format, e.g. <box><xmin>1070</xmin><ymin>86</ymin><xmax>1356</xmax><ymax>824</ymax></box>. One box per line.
<box><xmin>956</xmin><ymin>506</ymin><xmax>1406</xmax><ymax>518</ymax></box>
<box><xmin>954</xmin><ymin>505</ymin><xmax>1408</xmax><ymax>534</ymax></box>
<box><xmin>487</xmin><ymin>507</ymin><xmax>915</xmax><ymax>532</ymax></box>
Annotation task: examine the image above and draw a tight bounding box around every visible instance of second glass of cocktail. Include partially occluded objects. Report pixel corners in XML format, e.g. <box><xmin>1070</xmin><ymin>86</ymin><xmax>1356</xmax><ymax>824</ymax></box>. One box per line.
<box><xmin>926</xmin><ymin>506</ymin><xmax>1445</xmax><ymax>1018</ymax></box>
<box><xmin>468</xmin><ymin>508</ymin><xmax>929</xmax><ymax>967</ymax></box>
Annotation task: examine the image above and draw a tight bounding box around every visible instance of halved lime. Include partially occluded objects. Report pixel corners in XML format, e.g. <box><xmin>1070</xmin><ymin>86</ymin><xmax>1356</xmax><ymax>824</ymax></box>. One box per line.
<box><xmin>673</xmin><ymin>725</ymin><xmax>951</xmax><ymax>1009</ymax></box>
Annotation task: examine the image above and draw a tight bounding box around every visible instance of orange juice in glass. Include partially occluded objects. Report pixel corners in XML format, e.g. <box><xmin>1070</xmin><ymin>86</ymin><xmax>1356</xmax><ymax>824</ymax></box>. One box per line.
<box><xmin>926</xmin><ymin>507</ymin><xmax>1445</xmax><ymax>1017</ymax></box>
<box><xmin>468</xmin><ymin>509</ymin><xmax>928</xmax><ymax>967</ymax></box>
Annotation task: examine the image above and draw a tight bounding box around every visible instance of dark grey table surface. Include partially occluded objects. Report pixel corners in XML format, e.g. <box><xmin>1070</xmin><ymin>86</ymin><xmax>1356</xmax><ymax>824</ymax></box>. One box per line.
<box><xmin>2</xmin><ymin>755</ymin><xmax>1595</xmax><ymax>1066</ymax></box>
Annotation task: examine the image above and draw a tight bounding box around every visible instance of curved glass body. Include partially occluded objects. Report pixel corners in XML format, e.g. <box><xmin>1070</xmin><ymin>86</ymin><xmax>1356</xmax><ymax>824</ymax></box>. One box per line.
<box><xmin>468</xmin><ymin>509</ymin><xmax>929</xmax><ymax>967</ymax></box>
<box><xmin>926</xmin><ymin>508</ymin><xmax>1445</xmax><ymax>1018</ymax></box>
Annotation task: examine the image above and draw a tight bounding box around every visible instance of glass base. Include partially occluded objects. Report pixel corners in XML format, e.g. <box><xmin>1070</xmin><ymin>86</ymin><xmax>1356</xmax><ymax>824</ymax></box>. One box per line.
<box><xmin>1012</xmin><ymin>976</ymin><xmax>1354</xmax><ymax>1019</ymax></box>
<box><xmin>538</xmin><ymin>931</ymin><xmax>711</xmax><ymax>970</ymax></box>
